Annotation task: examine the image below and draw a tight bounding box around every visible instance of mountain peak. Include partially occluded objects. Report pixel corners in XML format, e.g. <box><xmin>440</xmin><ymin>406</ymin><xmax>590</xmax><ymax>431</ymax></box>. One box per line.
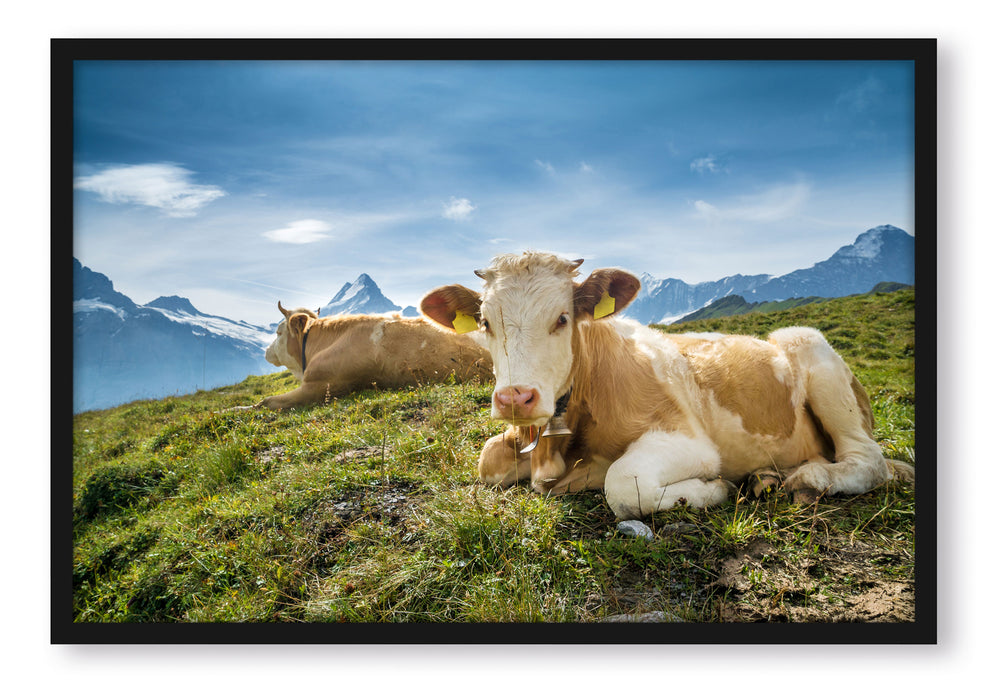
<box><xmin>321</xmin><ymin>273</ymin><xmax>400</xmax><ymax>317</ymax></box>
<box><xmin>146</xmin><ymin>295</ymin><xmax>201</xmax><ymax>315</ymax></box>
<box><xmin>832</xmin><ymin>225</ymin><xmax>912</xmax><ymax>261</ymax></box>
<box><xmin>73</xmin><ymin>258</ymin><xmax>139</xmax><ymax>313</ymax></box>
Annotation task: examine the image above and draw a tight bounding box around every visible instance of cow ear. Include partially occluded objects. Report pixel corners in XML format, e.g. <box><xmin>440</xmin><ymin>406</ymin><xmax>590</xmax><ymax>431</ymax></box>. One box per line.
<box><xmin>287</xmin><ymin>312</ymin><xmax>313</xmax><ymax>338</ymax></box>
<box><xmin>574</xmin><ymin>268</ymin><xmax>640</xmax><ymax>320</ymax></box>
<box><xmin>420</xmin><ymin>284</ymin><xmax>482</xmax><ymax>332</ymax></box>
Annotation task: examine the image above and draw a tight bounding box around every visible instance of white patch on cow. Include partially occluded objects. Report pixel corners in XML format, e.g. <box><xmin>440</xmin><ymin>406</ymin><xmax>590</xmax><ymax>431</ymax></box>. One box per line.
<box><xmin>265</xmin><ymin>319</ymin><xmax>304</xmax><ymax>380</ymax></box>
<box><xmin>476</xmin><ymin>265</ymin><xmax>577</xmax><ymax>424</ymax></box>
<box><xmin>603</xmin><ymin>429</ymin><xmax>726</xmax><ymax>519</ymax></box>
<box><xmin>678</xmin><ymin>331</ymin><xmax>726</xmax><ymax>340</ymax></box>
<box><xmin>370</xmin><ymin>320</ymin><xmax>386</xmax><ymax>346</ymax></box>
<box><xmin>420</xmin><ymin>340</ymin><xmax>428</xmax><ymax>349</ymax></box>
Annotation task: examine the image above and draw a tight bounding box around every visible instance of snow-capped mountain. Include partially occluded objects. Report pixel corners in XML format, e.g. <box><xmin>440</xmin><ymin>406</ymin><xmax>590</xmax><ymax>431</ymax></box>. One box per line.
<box><xmin>628</xmin><ymin>272</ymin><xmax>774</xmax><ymax>324</ymax></box>
<box><xmin>624</xmin><ymin>225</ymin><xmax>915</xmax><ymax>324</ymax></box>
<box><xmin>73</xmin><ymin>259</ymin><xmax>274</xmax><ymax>413</ymax></box>
<box><xmin>319</xmin><ymin>273</ymin><xmax>418</xmax><ymax>318</ymax></box>
<box><xmin>145</xmin><ymin>295</ymin><xmax>274</xmax><ymax>349</ymax></box>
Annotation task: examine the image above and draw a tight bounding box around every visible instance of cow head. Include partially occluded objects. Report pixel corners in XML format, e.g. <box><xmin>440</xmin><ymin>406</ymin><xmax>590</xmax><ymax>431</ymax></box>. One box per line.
<box><xmin>420</xmin><ymin>252</ymin><xmax>640</xmax><ymax>426</ymax></box>
<box><xmin>265</xmin><ymin>302</ymin><xmax>318</xmax><ymax>380</ymax></box>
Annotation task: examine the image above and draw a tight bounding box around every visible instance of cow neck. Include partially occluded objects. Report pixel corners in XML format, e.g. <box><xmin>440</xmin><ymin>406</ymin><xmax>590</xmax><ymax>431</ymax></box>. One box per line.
<box><xmin>300</xmin><ymin>327</ymin><xmax>311</xmax><ymax>373</ymax></box>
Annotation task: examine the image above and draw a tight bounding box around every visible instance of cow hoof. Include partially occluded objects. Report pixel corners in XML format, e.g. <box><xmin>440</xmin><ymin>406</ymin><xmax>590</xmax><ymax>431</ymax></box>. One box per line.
<box><xmin>790</xmin><ymin>488</ymin><xmax>822</xmax><ymax>505</ymax></box>
<box><xmin>746</xmin><ymin>471</ymin><xmax>781</xmax><ymax>499</ymax></box>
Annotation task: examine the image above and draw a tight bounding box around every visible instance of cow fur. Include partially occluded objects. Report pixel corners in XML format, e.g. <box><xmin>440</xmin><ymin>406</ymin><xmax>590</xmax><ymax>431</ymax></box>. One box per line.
<box><xmin>421</xmin><ymin>252</ymin><xmax>914</xmax><ymax>519</ymax></box>
<box><xmin>256</xmin><ymin>303</ymin><xmax>493</xmax><ymax>410</ymax></box>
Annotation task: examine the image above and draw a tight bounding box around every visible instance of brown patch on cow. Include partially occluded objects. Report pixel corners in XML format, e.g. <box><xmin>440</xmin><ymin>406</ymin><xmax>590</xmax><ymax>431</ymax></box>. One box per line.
<box><xmin>850</xmin><ymin>374</ymin><xmax>876</xmax><ymax>434</ymax></box>
<box><xmin>570</xmin><ymin>321</ymin><xmax>687</xmax><ymax>461</ymax></box>
<box><xmin>675</xmin><ymin>335</ymin><xmax>797</xmax><ymax>439</ymax></box>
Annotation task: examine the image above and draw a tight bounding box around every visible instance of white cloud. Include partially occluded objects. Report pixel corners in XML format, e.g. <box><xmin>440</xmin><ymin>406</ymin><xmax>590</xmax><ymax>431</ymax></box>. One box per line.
<box><xmin>691</xmin><ymin>182</ymin><xmax>811</xmax><ymax>224</ymax></box>
<box><xmin>262</xmin><ymin>219</ymin><xmax>333</xmax><ymax>244</ymax></box>
<box><xmin>693</xmin><ymin>200</ymin><xmax>720</xmax><ymax>221</ymax></box>
<box><xmin>690</xmin><ymin>155</ymin><xmax>726</xmax><ymax>175</ymax></box>
<box><xmin>534</xmin><ymin>159</ymin><xmax>556</xmax><ymax>175</ymax></box>
<box><xmin>579</xmin><ymin>161</ymin><xmax>594</xmax><ymax>174</ymax></box>
<box><xmin>442</xmin><ymin>197</ymin><xmax>477</xmax><ymax>221</ymax></box>
<box><xmin>74</xmin><ymin>163</ymin><xmax>226</xmax><ymax>217</ymax></box>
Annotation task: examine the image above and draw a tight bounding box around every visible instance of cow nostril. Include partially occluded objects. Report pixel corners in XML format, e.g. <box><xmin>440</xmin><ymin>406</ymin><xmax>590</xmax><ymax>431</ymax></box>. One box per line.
<box><xmin>494</xmin><ymin>386</ymin><xmax>540</xmax><ymax>413</ymax></box>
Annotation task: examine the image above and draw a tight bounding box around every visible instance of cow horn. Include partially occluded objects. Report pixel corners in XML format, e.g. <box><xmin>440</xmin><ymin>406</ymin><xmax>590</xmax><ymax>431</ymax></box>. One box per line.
<box><xmin>277</xmin><ymin>301</ymin><xmax>292</xmax><ymax>319</ymax></box>
<box><xmin>568</xmin><ymin>258</ymin><xmax>584</xmax><ymax>272</ymax></box>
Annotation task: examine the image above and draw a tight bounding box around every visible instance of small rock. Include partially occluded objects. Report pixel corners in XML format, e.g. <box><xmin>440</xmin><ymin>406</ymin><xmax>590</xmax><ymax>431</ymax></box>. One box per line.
<box><xmin>617</xmin><ymin>520</ymin><xmax>654</xmax><ymax>540</ymax></box>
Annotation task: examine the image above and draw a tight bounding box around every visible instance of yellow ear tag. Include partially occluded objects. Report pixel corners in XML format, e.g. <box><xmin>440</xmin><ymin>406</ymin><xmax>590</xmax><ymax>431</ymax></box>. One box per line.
<box><xmin>452</xmin><ymin>310</ymin><xmax>480</xmax><ymax>334</ymax></box>
<box><xmin>593</xmin><ymin>290</ymin><xmax>616</xmax><ymax>319</ymax></box>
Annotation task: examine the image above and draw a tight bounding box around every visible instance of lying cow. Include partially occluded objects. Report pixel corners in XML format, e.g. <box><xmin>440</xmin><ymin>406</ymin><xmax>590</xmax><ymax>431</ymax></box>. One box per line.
<box><xmin>255</xmin><ymin>302</ymin><xmax>493</xmax><ymax>410</ymax></box>
<box><xmin>420</xmin><ymin>252</ymin><xmax>913</xmax><ymax>520</ymax></box>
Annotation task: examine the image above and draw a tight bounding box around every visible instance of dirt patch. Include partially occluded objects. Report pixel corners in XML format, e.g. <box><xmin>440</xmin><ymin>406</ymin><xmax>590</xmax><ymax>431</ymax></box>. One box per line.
<box><xmin>715</xmin><ymin>537</ymin><xmax>914</xmax><ymax>623</ymax></box>
<box><xmin>332</xmin><ymin>445</ymin><xmax>395</xmax><ymax>464</ymax></box>
<box><xmin>298</xmin><ymin>481</ymin><xmax>423</xmax><ymax>572</ymax></box>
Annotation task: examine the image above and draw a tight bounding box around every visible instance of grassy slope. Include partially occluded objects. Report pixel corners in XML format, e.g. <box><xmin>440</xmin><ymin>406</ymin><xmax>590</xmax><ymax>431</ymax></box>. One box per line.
<box><xmin>71</xmin><ymin>288</ymin><xmax>915</xmax><ymax>623</ymax></box>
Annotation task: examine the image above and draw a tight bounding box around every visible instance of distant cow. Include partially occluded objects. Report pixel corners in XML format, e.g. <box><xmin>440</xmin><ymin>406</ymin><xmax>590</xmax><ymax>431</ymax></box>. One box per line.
<box><xmin>255</xmin><ymin>302</ymin><xmax>493</xmax><ymax>410</ymax></box>
<box><xmin>420</xmin><ymin>252</ymin><xmax>913</xmax><ymax>520</ymax></box>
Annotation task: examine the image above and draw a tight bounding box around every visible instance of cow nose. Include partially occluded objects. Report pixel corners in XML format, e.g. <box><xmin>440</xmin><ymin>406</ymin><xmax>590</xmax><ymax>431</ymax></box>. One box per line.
<box><xmin>493</xmin><ymin>385</ymin><xmax>540</xmax><ymax>419</ymax></box>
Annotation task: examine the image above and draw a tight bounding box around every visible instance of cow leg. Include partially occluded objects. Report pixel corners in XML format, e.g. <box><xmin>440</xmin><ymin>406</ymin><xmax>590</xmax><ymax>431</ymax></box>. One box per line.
<box><xmin>478</xmin><ymin>428</ymin><xmax>532</xmax><ymax>487</ymax></box>
<box><xmin>256</xmin><ymin>381</ymin><xmax>336</xmax><ymax>410</ymax></box>
<box><xmin>773</xmin><ymin>330</ymin><xmax>892</xmax><ymax>499</ymax></box>
<box><xmin>603</xmin><ymin>430</ymin><xmax>730</xmax><ymax>520</ymax></box>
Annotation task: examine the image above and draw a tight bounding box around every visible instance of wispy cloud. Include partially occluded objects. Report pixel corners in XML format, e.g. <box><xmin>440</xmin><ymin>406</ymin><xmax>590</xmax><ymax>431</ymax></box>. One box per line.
<box><xmin>74</xmin><ymin>163</ymin><xmax>226</xmax><ymax>217</ymax></box>
<box><xmin>690</xmin><ymin>155</ymin><xmax>727</xmax><ymax>175</ymax></box>
<box><xmin>579</xmin><ymin>161</ymin><xmax>594</xmax><ymax>174</ymax></box>
<box><xmin>534</xmin><ymin>159</ymin><xmax>556</xmax><ymax>175</ymax></box>
<box><xmin>262</xmin><ymin>219</ymin><xmax>332</xmax><ymax>244</ymax></box>
<box><xmin>692</xmin><ymin>181</ymin><xmax>811</xmax><ymax>223</ymax></box>
<box><xmin>442</xmin><ymin>197</ymin><xmax>477</xmax><ymax>221</ymax></box>
<box><xmin>835</xmin><ymin>76</ymin><xmax>886</xmax><ymax>114</ymax></box>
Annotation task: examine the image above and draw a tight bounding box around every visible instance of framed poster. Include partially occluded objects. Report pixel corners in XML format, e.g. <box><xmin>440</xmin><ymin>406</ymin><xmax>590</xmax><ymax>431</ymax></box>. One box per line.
<box><xmin>54</xmin><ymin>38</ymin><xmax>935</xmax><ymax>644</ymax></box>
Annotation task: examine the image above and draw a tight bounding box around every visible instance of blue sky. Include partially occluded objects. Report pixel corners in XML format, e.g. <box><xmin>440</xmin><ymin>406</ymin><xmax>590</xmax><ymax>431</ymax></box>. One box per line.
<box><xmin>73</xmin><ymin>60</ymin><xmax>915</xmax><ymax>325</ymax></box>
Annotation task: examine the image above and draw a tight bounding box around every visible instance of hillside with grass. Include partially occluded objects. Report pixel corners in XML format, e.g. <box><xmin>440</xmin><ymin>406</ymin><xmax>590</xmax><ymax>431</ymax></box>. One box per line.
<box><xmin>70</xmin><ymin>288</ymin><xmax>915</xmax><ymax>625</ymax></box>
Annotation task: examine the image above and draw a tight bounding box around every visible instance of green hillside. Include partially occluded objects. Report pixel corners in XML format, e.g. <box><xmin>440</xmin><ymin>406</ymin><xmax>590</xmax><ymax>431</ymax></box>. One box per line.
<box><xmin>69</xmin><ymin>289</ymin><xmax>916</xmax><ymax>627</ymax></box>
<box><xmin>672</xmin><ymin>282</ymin><xmax>912</xmax><ymax>324</ymax></box>
<box><xmin>674</xmin><ymin>294</ymin><xmax>827</xmax><ymax>323</ymax></box>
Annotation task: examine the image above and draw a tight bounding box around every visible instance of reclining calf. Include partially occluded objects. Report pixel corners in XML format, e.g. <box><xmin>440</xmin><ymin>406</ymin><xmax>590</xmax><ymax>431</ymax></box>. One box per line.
<box><xmin>420</xmin><ymin>252</ymin><xmax>913</xmax><ymax>520</ymax></box>
<box><xmin>256</xmin><ymin>302</ymin><xmax>493</xmax><ymax>410</ymax></box>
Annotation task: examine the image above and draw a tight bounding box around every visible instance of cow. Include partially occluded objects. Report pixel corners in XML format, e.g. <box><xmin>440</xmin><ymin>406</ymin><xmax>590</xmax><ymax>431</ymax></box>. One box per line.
<box><xmin>253</xmin><ymin>302</ymin><xmax>493</xmax><ymax>410</ymax></box>
<box><xmin>419</xmin><ymin>251</ymin><xmax>913</xmax><ymax>520</ymax></box>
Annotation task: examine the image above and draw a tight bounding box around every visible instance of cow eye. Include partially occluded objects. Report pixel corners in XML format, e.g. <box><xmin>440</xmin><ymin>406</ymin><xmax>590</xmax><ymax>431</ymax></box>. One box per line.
<box><xmin>480</xmin><ymin>318</ymin><xmax>490</xmax><ymax>332</ymax></box>
<box><xmin>555</xmin><ymin>313</ymin><xmax>569</xmax><ymax>331</ymax></box>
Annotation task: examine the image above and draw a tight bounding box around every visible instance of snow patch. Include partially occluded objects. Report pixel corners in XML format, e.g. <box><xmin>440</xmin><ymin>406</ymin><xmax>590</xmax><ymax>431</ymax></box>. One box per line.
<box><xmin>148</xmin><ymin>307</ymin><xmax>275</xmax><ymax>349</ymax></box>
<box><xmin>74</xmin><ymin>298</ymin><xmax>127</xmax><ymax>321</ymax></box>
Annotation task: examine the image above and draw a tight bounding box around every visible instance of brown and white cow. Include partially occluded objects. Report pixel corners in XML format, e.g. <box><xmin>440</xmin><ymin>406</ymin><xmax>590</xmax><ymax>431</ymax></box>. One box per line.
<box><xmin>254</xmin><ymin>302</ymin><xmax>493</xmax><ymax>410</ymax></box>
<box><xmin>420</xmin><ymin>252</ymin><xmax>912</xmax><ymax>520</ymax></box>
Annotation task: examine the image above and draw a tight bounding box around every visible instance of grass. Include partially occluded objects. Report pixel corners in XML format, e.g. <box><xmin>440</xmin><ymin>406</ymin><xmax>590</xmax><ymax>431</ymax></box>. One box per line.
<box><xmin>70</xmin><ymin>288</ymin><xmax>915</xmax><ymax>624</ymax></box>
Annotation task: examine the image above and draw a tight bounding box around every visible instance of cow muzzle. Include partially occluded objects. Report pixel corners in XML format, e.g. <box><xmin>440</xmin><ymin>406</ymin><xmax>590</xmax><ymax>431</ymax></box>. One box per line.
<box><xmin>492</xmin><ymin>385</ymin><xmax>547</xmax><ymax>424</ymax></box>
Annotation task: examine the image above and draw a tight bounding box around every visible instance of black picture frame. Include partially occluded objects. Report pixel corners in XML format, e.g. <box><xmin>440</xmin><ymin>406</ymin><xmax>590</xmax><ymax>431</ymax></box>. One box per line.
<box><xmin>53</xmin><ymin>37</ymin><xmax>936</xmax><ymax>645</ymax></box>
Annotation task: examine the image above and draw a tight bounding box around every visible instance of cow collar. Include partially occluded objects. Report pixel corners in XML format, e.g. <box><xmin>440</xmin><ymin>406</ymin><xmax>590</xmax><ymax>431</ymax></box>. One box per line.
<box><xmin>519</xmin><ymin>388</ymin><xmax>572</xmax><ymax>454</ymax></box>
<box><xmin>300</xmin><ymin>326</ymin><xmax>311</xmax><ymax>374</ymax></box>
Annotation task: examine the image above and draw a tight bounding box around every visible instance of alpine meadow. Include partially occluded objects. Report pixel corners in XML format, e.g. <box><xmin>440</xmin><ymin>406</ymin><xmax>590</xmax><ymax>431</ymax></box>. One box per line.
<box><xmin>71</xmin><ymin>287</ymin><xmax>915</xmax><ymax>626</ymax></box>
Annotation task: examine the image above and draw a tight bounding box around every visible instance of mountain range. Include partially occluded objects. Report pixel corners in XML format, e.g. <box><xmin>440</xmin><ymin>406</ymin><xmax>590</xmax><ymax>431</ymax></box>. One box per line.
<box><xmin>625</xmin><ymin>225</ymin><xmax>914</xmax><ymax>323</ymax></box>
<box><xmin>72</xmin><ymin>224</ymin><xmax>914</xmax><ymax>412</ymax></box>
<box><xmin>73</xmin><ymin>259</ymin><xmax>275</xmax><ymax>413</ymax></box>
